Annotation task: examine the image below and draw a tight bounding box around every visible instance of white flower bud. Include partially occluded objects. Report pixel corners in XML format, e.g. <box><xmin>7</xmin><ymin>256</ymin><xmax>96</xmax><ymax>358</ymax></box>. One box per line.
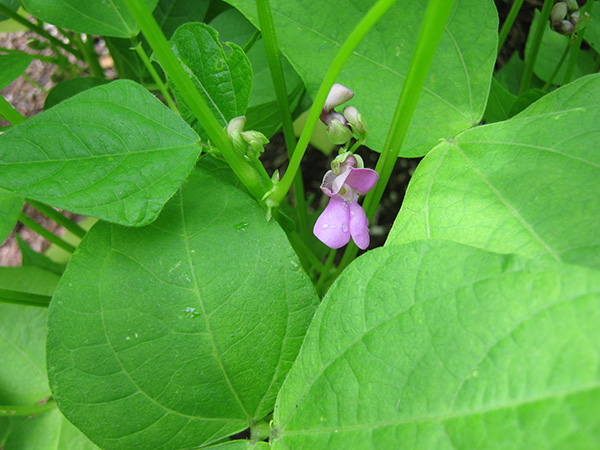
<box><xmin>324</xmin><ymin>83</ymin><xmax>354</xmax><ymax>112</ymax></box>
<box><xmin>343</xmin><ymin>105</ymin><xmax>368</xmax><ymax>137</ymax></box>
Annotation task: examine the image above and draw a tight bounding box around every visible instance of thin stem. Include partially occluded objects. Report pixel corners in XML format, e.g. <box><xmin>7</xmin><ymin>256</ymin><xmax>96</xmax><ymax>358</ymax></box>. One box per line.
<box><xmin>286</xmin><ymin>230</ymin><xmax>325</xmax><ymax>273</ymax></box>
<box><xmin>0</xmin><ymin>288</ymin><xmax>52</xmax><ymax>308</ymax></box>
<box><xmin>22</xmin><ymin>73</ymin><xmax>48</xmax><ymax>94</ymax></box>
<box><xmin>256</xmin><ymin>0</ymin><xmax>308</xmax><ymax>240</ymax></box>
<box><xmin>520</xmin><ymin>0</ymin><xmax>554</xmax><ymax>95</ymax></box>
<box><xmin>542</xmin><ymin>41</ymin><xmax>571</xmax><ymax>90</ymax></box>
<box><xmin>315</xmin><ymin>249</ymin><xmax>337</xmax><ymax>295</ymax></box>
<box><xmin>0</xmin><ymin>400</ymin><xmax>57</xmax><ymax>416</ymax></box>
<box><xmin>242</xmin><ymin>29</ymin><xmax>261</xmax><ymax>54</ymax></box>
<box><xmin>131</xmin><ymin>40</ymin><xmax>178</xmax><ymax>112</ymax></box>
<box><xmin>269</xmin><ymin>0</ymin><xmax>400</xmax><ymax>206</ymax></box>
<box><xmin>563</xmin><ymin>0</ymin><xmax>594</xmax><ymax>84</ymax></box>
<box><xmin>498</xmin><ymin>0</ymin><xmax>525</xmax><ymax>53</ymax></box>
<box><xmin>122</xmin><ymin>0</ymin><xmax>270</xmax><ymax>202</ymax></box>
<box><xmin>0</xmin><ymin>95</ymin><xmax>25</xmax><ymax>125</ymax></box>
<box><xmin>0</xmin><ymin>47</ymin><xmax>61</xmax><ymax>65</ymax></box>
<box><xmin>336</xmin><ymin>0</ymin><xmax>458</xmax><ymax>276</ymax></box>
<box><xmin>27</xmin><ymin>199</ymin><xmax>87</xmax><ymax>239</ymax></box>
<box><xmin>75</xmin><ymin>34</ymin><xmax>104</xmax><ymax>78</ymax></box>
<box><xmin>0</xmin><ymin>4</ymin><xmax>83</xmax><ymax>60</ymax></box>
<box><xmin>19</xmin><ymin>212</ymin><xmax>76</xmax><ymax>254</ymax></box>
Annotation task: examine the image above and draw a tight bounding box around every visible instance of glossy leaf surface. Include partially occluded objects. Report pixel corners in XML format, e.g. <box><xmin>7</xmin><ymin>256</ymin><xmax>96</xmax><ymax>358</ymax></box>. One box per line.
<box><xmin>20</xmin><ymin>0</ymin><xmax>159</xmax><ymax>37</ymax></box>
<box><xmin>272</xmin><ymin>240</ymin><xmax>600</xmax><ymax>449</ymax></box>
<box><xmin>0</xmin><ymin>80</ymin><xmax>201</xmax><ymax>227</ymax></box>
<box><xmin>388</xmin><ymin>74</ymin><xmax>600</xmax><ymax>270</ymax></box>
<box><xmin>226</xmin><ymin>0</ymin><xmax>497</xmax><ymax>156</ymax></box>
<box><xmin>47</xmin><ymin>159</ymin><xmax>318</xmax><ymax>450</ymax></box>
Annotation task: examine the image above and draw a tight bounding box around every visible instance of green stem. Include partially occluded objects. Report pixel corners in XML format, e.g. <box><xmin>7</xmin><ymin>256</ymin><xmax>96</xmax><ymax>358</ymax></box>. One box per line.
<box><xmin>543</xmin><ymin>41</ymin><xmax>571</xmax><ymax>90</ymax></box>
<box><xmin>286</xmin><ymin>230</ymin><xmax>325</xmax><ymax>273</ymax></box>
<box><xmin>121</xmin><ymin>0</ymin><xmax>270</xmax><ymax>202</ymax></box>
<box><xmin>0</xmin><ymin>4</ymin><xmax>83</xmax><ymax>60</ymax></box>
<box><xmin>0</xmin><ymin>288</ymin><xmax>52</xmax><ymax>308</ymax></box>
<box><xmin>77</xmin><ymin>34</ymin><xmax>105</xmax><ymax>78</ymax></box>
<box><xmin>242</xmin><ymin>29</ymin><xmax>261</xmax><ymax>54</ymax></box>
<box><xmin>519</xmin><ymin>0</ymin><xmax>554</xmax><ymax>95</ymax></box>
<box><xmin>0</xmin><ymin>400</ymin><xmax>56</xmax><ymax>416</ymax></box>
<box><xmin>131</xmin><ymin>40</ymin><xmax>178</xmax><ymax>112</ymax></box>
<box><xmin>22</xmin><ymin>73</ymin><xmax>48</xmax><ymax>94</ymax></box>
<box><xmin>498</xmin><ymin>0</ymin><xmax>525</xmax><ymax>53</ymax></box>
<box><xmin>26</xmin><ymin>199</ymin><xmax>87</xmax><ymax>239</ymax></box>
<box><xmin>256</xmin><ymin>0</ymin><xmax>308</xmax><ymax>240</ymax></box>
<box><xmin>19</xmin><ymin>212</ymin><xmax>76</xmax><ymax>254</ymax></box>
<box><xmin>315</xmin><ymin>249</ymin><xmax>337</xmax><ymax>295</ymax></box>
<box><xmin>0</xmin><ymin>47</ymin><xmax>61</xmax><ymax>65</ymax></box>
<box><xmin>563</xmin><ymin>0</ymin><xmax>594</xmax><ymax>84</ymax></box>
<box><xmin>336</xmin><ymin>0</ymin><xmax>457</xmax><ymax>276</ymax></box>
<box><xmin>0</xmin><ymin>95</ymin><xmax>25</xmax><ymax>125</ymax></box>
<box><xmin>269</xmin><ymin>0</ymin><xmax>400</xmax><ymax>207</ymax></box>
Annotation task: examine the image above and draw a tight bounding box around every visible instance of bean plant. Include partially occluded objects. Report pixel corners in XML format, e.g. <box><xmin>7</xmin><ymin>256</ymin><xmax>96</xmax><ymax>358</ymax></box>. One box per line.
<box><xmin>0</xmin><ymin>0</ymin><xmax>599</xmax><ymax>449</ymax></box>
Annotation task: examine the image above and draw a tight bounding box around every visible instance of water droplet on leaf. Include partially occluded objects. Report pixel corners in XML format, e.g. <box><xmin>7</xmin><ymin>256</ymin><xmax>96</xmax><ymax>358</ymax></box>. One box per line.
<box><xmin>234</xmin><ymin>221</ymin><xmax>249</xmax><ymax>232</ymax></box>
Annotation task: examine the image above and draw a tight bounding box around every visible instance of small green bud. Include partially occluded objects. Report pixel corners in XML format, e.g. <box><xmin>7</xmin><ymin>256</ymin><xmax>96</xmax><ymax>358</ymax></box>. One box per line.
<box><xmin>551</xmin><ymin>2</ymin><xmax>568</xmax><ymax>28</ymax></box>
<box><xmin>327</xmin><ymin>118</ymin><xmax>353</xmax><ymax>145</ymax></box>
<box><xmin>343</xmin><ymin>105</ymin><xmax>368</xmax><ymax>137</ymax></box>
<box><xmin>226</xmin><ymin>116</ymin><xmax>246</xmax><ymax>139</ymax></box>
<box><xmin>241</xmin><ymin>130</ymin><xmax>269</xmax><ymax>158</ymax></box>
<box><xmin>566</xmin><ymin>0</ymin><xmax>579</xmax><ymax>12</ymax></box>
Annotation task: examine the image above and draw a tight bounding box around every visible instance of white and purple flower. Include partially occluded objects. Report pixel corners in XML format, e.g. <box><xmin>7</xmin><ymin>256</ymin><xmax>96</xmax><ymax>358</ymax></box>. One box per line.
<box><xmin>313</xmin><ymin>154</ymin><xmax>378</xmax><ymax>250</ymax></box>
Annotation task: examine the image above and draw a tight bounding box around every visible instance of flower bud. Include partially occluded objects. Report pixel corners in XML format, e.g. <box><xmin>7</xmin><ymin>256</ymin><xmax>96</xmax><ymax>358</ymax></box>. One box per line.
<box><xmin>227</xmin><ymin>116</ymin><xmax>246</xmax><ymax>139</ymax></box>
<box><xmin>566</xmin><ymin>0</ymin><xmax>579</xmax><ymax>12</ymax></box>
<box><xmin>560</xmin><ymin>19</ymin><xmax>575</xmax><ymax>34</ymax></box>
<box><xmin>343</xmin><ymin>105</ymin><xmax>368</xmax><ymax>137</ymax></box>
<box><xmin>324</xmin><ymin>83</ymin><xmax>354</xmax><ymax>112</ymax></box>
<box><xmin>326</xmin><ymin>118</ymin><xmax>353</xmax><ymax>145</ymax></box>
<box><xmin>331</xmin><ymin>151</ymin><xmax>355</xmax><ymax>175</ymax></box>
<box><xmin>241</xmin><ymin>130</ymin><xmax>269</xmax><ymax>158</ymax></box>
<box><xmin>551</xmin><ymin>2</ymin><xmax>568</xmax><ymax>28</ymax></box>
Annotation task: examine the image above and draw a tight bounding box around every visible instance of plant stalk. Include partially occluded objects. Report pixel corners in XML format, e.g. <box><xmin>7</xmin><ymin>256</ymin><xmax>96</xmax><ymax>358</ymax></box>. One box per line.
<box><xmin>26</xmin><ymin>199</ymin><xmax>87</xmax><ymax>239</ymax></box>
<box><xmin>498</xmin><ymin>0</ymin><xmax>526</xmax><ymax>53</ymax></box>
<box><xmin>0</xmin><ymin>288</ymin><xmax>52</xmax><ymax>308</ymax></box>
<box><xmin>19</xmin><ymin>212</ymin><xmax>76</xmax><ymax>254</ymax></box>
<box><xmin>256</xmin><ymin>0</ymin><xmax>308</xmax><ymax>240</ymax></box>
<box><xmin>0</xmin><ymin>95</ymin><xmax>25</xmax><ymax>125</ymax></box>
<box><xmin>563</xmin><ymin>0</ymin><xmax>594</xmax><ymax>84</ymax></box>
<box><xmin>121</xmin><ymin>0</ymin><xmax>270</xmax><ymax>202</ymax></box>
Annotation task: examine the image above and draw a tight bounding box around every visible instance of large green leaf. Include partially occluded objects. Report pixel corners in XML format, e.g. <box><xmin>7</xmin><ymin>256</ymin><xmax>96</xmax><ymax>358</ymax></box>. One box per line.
<box><xmin>225</xmin><ymin>0</ymin><xmax>497</xmax><ymax>156</ymax></box>
<box><xmin>0</xmin><ymin>53</ymin><xmax>32</xmax><ymax>90</ymax></box>
<box><xmin>0</xmin><ymin>0</ymin><xmax>19</xmax><ymax>22</ymax></box>
<box><xmin>210</xmin><ymin>8</ymin><xmax>305</xmax><ymax>137</ymax></box>
<box><xmin>47</xmin><ymin>159</ymin><xmax>318</xmax><ymax>450</ymax></box>
<box><xmin>20</xmin><ymin>0</ymin><xmax>159</xmax><ymax>37</ymax></box>
<box><xmin>388</xmin><ymin>74</ymin><xmax>600</xmax><ymax>270</ymax></box>
<box><xmin>166</xmin><ymin>23</ymin><xmax>252</xmax><ymax>140</ymax></box>
<box><xmin>0</xmin><ymin>80</ymin><xmax>201</xmax><ymax>227</ymax></box>
<box><xmin>272</xmin><ymin>240</ymin><xmax>600</xmax><ymax>449</ymax></box>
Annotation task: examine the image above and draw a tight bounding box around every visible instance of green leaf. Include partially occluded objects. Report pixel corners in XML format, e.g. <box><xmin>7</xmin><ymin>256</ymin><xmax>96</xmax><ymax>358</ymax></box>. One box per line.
<box><xmin>16</xmin><ymin>235</ymin><xmax>65</xmax><ymax>275</ymax></box>
<box><xmin>165</xmin><ymin>22</ymin><xmax>252</xmax><ymax>140</ymax></box>
<box><xmin>1</xmin><ymin>409</ymin><xmax>100</xmax><ymax>450</ymax></box>
<box><xmin>210</xmin><ymin>8</ymin><xmax>305</xmax><ymax>137</ymax></box>
<box><xmin>0</xmin><ymin>0</ymin><xmax>19</xmax><ymax>22</ymax></box>
<box><xmin>47</xmin><ymin>158</ymin><xmax>318</xmax><ymax>450</ymax></box>
<box><xmin>584</xmin><ymin>1</ymin><xmax>600</xmax><ymax>52</ymax></box>
<box><xmin>0</xmin><ymin>189</ymin><xmax>22</xmax><ymax>243</ymax></box>
<box><xmin>20</xmin><ymin>0</ymin><xmax>159</xmax><ymax>38</ymax></box>
<box><xmin>0</xmin><ymin>53</ymin><xmax>32</xmax><ymax>90</ymax></box>
<box><xmin>508</xmin><ymin>87</ymin><xmax>546</xmax><ymax>117</ymax></box>
<box><xmin>388</xmin><ymin>74</ymin><xmax>600</xmax><ymax>270</ymax></box>
<box><xmin>526</xmin><ymin>9</ymin><xmax>596</xmax><ymax>85</ymax></box>
<box><xmin>483</xmin><ymin>77</ymin><xmax>517</xmax><ymax>123</ymax></box>
<box><xmin>43</xmin><ymin>77</ymin><xmax>110</xmax><ymax>110</ymax></box>
<box><xmin>272</xmin><ymin>240</ymin><xmax>600</xmax><ymax>449</ymax></box>
<box><xmin>0</xmin><ymin>266</ymin><xmax>59</xmax><ymax>404</ymax></box>
<box><xmin>225</xmin><ymin>0</ymin><xmax>497</xmax><ymax>157</ymax></box>
<box><xmin>154</xmin><ymin>0</ymin><xmax>210</xmax><ymax>39</ymax></box>
<box><xmin>0</xmin><ymin>80</ymin><xmax>201</xmax><ymax>227</ymax></box>
<box><xmin>203</xmin><ymin>441</ymin><xmax>271</xmax><ymax>450</ymax></box>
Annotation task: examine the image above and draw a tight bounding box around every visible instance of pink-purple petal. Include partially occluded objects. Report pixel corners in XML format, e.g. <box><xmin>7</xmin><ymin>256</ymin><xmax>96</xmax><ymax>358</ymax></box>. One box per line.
<box><xmin>313</xmin><ymin>196</ymin><xmax>351</xmax><ymax>249</ymax></box>
<box><xmin>345</xmin><ymin>168</ymin><xmax>379</xmax><ymax>195</ymax></box>
<box><xmin>349</xmin><ymin>201</ymin><xmax>370</xmax><ymax>250</ymax></box>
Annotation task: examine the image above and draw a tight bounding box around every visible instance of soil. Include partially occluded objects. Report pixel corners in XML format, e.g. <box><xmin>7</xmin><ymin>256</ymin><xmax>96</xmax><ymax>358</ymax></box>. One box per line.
<box><xmin>0</xmin><ymin>0</ymin><xmax>537</xmax><ymax>265</ymax></box>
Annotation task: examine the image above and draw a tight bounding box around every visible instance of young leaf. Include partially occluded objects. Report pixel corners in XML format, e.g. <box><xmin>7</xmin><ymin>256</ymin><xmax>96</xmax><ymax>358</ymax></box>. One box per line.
<box><xmin>388</xmin><ymin>74</ymin><xmax>600</xmax><ymax>270</ymax></box>
<box><xmin>47</xmin><ymin>158</ymin><xmax>318</xmax><ymax>450</ymax></box>
<box><xmin>225</xmin><ymin>0</ymin><xmax>497</xmax><ymax>156</ymax></box>
<box><xmin>0</xmin><ymin>80</ymin><xmax>201</xmax><ymax>227</ymax></box>
<box><xmin>0</xmin><ymin>53</ymin><xmax>32</xmax><ymax>91</ymax></box>
<box><xmin>272</xmin><ymin>240</ymin><xmax>600</xmax><ymax>449</ymax></box>
<box><xmin>20</xmin><ymin>0</ymin><xmax>159</xmax><ymax>38</ymax></box>
<box><xmin>165</xmin><ymin>23</ymin><xmax>252</xmax><ymax>140</ymax></box>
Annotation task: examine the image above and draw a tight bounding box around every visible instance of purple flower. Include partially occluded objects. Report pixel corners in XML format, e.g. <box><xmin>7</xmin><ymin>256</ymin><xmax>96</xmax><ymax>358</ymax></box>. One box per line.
<box><xmin>313</xmin><ymin>155</ymin><xmax>378</xmax><ymax>250</ymax></box>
